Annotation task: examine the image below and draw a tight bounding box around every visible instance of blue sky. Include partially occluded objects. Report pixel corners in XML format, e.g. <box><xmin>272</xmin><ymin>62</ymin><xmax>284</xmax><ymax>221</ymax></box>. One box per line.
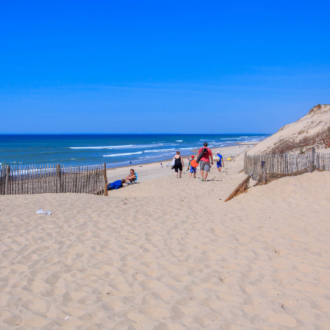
<box><xmin>0</xmin><ymin>0</ymin><xmax>329</xmax><ymax>134</ymax></box>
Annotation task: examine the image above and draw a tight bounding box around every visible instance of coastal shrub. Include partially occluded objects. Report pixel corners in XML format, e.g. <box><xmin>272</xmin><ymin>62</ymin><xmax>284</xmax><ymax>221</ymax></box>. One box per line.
<box><xmin>270</xmin><ymin>129</ymin><xmax>330</xmax><ymax>154</ymax></box>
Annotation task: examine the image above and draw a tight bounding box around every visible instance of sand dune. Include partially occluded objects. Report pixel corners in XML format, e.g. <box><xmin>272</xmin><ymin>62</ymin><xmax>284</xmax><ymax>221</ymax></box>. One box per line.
<box><xmin>246</xmin><ymin>104</ymin><xmax>330</xmax><ymax>155</ymax></box>
<box><xmin>1</xmin><ymin>144</ymin><xmax>330</xmax><ymax>329</ymax></box>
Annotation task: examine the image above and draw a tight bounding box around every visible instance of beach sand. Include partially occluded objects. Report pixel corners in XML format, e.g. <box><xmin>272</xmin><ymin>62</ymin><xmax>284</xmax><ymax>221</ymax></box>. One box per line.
<box><xmin>1</xmin><ymin>145</ymin><xmax>330</xmax><ymax>329</ymax></box>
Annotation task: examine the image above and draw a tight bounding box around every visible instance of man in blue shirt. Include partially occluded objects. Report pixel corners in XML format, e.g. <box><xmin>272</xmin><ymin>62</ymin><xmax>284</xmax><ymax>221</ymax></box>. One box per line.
<box><xmin>216</xmin><ymin>151</ymin><xmax>224</xmax><ymax>172</ymax></box>
<box><xmin>107</xmin><ymin>179</ymin><xmax>126</xmax><ymax>191</ymax></box>
<box><xmin>95</xmin><ymin>178</ymin><xmax>126</xmax><ymax>195</ymax></box>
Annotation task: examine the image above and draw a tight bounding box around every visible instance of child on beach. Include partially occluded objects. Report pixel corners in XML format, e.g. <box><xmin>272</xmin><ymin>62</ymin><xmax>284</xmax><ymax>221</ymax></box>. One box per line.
<box><xmin>160</xmin><ymin>162</ymin><xmax>163</xmax><ymax>168</ymax></box>
<box><xmin>188</xmin><ymin>155</ymin><xmax>197</xmax><ymax>178</ymax></box>
<box><xmin>216</xmin><ymin>151</ymin><xmax>224</xmax><ymax>172</ymax></box>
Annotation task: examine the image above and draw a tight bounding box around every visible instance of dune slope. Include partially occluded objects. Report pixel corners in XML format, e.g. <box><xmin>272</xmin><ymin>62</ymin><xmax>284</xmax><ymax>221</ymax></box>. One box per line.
<box><xmin>247</xmin><ymin>104</ymin><xmax>330</xmax><ymax>155</ymax></box>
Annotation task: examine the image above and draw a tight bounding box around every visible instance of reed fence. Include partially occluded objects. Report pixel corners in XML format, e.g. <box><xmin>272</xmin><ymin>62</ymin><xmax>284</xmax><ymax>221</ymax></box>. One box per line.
<box><xmin>244</xmin><ymin>148</ymin><xmax>330</xmax><ymax>183</ymax></box>
<box><xmin>0</xmin><ymin>163</ymin><xmax>108</xmax><ymax>195</ymax></box>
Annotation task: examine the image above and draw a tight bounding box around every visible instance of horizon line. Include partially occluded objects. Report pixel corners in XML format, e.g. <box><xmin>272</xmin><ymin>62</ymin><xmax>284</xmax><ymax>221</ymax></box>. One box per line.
<box><xmin>0</xmin><ymin>132</ymin><xmax>271</xmax><ymax>135</ymax></box>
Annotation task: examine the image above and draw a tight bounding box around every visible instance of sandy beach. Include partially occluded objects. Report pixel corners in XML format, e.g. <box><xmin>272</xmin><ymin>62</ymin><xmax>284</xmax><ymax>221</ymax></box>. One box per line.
<box><xmin>2</xmin><ymin>0</ymin><xmax>329</xmax><ymax>325</ymax></box>
<box><xmin>1</xmin><ymin>144</ymin><xmax>330</xmax><ymax>329</ymax></box>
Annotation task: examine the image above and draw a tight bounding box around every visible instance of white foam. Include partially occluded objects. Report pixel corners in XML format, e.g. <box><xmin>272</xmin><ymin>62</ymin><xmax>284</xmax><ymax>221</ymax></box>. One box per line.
<box><xmin>176</xmin><ymin>140</ymin><xmax>183</xmax><ymax>142</ymax></box>
<box><xmin>70</xmin><ymin>143</ymin><xmax>164</xmax><ymax>150</ymax></box>
<box><xmin>221</xmin><ymin>138</ymin><xmax>242</xmax><ymax>140</ymax></box>
<box><xmin>103</xmin><ymin>152</ymin><xmax>143</xmax><ymax>157</ymax></box>
<box><xmin>70</xmin><ymin>145</ymin><xmax>134</xmax><ymax>150</ymax></box>
<box><xmin>144</xmin><ymin>148</ymin><xmax>175</xmax><ymax>153</ymax></box>
<box><xmin>135</xmin><ymin>144</ymin><xmax>164</xmax><ymax>148</ymax></box>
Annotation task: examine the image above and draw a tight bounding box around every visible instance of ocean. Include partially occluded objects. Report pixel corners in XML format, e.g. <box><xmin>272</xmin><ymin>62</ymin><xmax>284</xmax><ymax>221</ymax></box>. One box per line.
<box><xmin>0</xmin><ymin>134</ymin><xmax>268</xmax><ymax>168</ymax></box>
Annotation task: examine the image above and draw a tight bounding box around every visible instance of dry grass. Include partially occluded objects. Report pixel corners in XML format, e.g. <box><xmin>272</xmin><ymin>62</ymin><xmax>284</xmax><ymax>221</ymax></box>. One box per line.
<box><xmin>270</xmin><ymin>129</ymin><xmax>330</xmax><ymax>154</ymax></box>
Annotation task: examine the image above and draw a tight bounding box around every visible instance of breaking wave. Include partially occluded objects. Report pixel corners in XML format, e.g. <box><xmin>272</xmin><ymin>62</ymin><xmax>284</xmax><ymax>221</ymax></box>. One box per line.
<box><xmin>103</xmin><ymin>152</ymin><xmax>143</xmax><ymax>157</ymax></box>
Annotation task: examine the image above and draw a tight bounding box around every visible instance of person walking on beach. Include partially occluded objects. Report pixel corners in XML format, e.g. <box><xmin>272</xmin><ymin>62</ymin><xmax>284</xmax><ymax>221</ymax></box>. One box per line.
<box><xmin>188</xmin><ymin>155</ymin><xmax>197</xmax><ymax>178</ymax></box>
<box><xmin>173</xmin><ymin>151</ymin><xmax>184</xmax><ymax>178</ymax></box>
<box><xmin>216</xmin><ymin>151</ymin><xmax>224</xmax><ymax>172</ymax></box>
<box><xmin>198</xmin><ymin>142</ymin><xmax>213</xmax><ymax>181</ymax></box>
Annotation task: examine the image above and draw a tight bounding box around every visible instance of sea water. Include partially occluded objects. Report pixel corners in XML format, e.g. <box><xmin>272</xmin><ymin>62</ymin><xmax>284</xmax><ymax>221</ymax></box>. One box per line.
<box><xmin>0</xmin><ymin>134</ymin><xmax>268</xmax><ymax>168</ymax></box>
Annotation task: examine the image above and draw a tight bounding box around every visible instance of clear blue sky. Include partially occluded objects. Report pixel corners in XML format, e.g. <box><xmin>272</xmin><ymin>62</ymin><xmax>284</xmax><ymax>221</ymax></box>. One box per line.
<box><xmin>1</xmin><ymin>0</ymin><xmax>329</xmax><ymax>134</ymax></box>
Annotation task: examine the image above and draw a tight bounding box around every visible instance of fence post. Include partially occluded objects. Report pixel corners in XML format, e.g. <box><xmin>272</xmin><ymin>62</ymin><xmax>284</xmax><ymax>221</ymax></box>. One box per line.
<box><xmin>285</xmin><ymin>154</ymin><xmax>288</xmax><ymax>174</ymax></box>
<box><xmin>262</xmin><ymin>161</ymin><xmax>267</xmax><ymax>184</ymax></box>
<box><xmin>56</xmin><ymin>164</ymin><xmax>61</xmax><ymax>193</ymax></box>
<box><xmin>103</xmin><ymin>163</ymin><xmax>108</xmax><ymax>196</ymax></box>
<box><xmin>310</xmin><ymin>147</ymin><xmax>315</xmax><ymax>172</ymax></box>
<box><xmin>5</xmin><ymin>166</ymin><xmax>10</xmax><ymax>195</ymax></box>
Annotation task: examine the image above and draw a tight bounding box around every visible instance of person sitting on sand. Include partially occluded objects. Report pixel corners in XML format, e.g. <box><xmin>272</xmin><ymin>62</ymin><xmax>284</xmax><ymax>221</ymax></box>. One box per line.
<box><xmin>125</xmin><ymin>169</ymin><xmax>136</xmax><ymax>183</ymax></box>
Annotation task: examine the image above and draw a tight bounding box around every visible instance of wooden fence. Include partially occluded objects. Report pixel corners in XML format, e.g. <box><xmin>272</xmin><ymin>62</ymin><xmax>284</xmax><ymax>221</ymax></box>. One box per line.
<box><xmin>0</xmin><ymin>163</ymin><xmax>108</xmax><ymax>195</ymax></box>
<box><xmin>244</xmin><ymin>148</ymin><xmax>330</xmax><ymax>182</ymax></box>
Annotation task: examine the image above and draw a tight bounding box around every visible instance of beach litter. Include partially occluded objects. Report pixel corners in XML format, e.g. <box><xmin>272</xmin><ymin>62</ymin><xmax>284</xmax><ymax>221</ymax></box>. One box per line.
<box><xmin>36</xmin><ymin>209</ymin><xmax>52</xmax><ymax>215</ymax></box>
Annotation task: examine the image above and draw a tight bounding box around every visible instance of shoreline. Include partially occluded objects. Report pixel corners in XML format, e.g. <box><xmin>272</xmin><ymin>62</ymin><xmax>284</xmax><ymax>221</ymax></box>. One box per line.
<box><xmin>236</xmin><ymin>141</ymin><xmax>259</xmax><ymax>145</ymax></box>
<box><xmin>0</xmin><ymin>142</ymin><xmax>257</xmax><ymax>181</ymax></box>
<box><xmin>0</xmin><ymin>134</ymin><xmax>269</xmax><ymax>169</ymax></box>
<box><xmin>106</xmin><ymin>141</ymin><xmax>258</xmax><ymax>172</ymax></box>
<box><xmin>105</xmin><ymin>143</ymin><xmax>252</xmax><ymax>183</ymax></box>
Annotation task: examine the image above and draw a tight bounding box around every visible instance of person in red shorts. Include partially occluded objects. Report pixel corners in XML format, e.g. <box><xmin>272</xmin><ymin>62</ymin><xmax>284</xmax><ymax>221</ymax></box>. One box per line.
<box><xmin>198</xmin><ymin>142</ymin><xmax>213</xmax><ymax>181</ymax></box>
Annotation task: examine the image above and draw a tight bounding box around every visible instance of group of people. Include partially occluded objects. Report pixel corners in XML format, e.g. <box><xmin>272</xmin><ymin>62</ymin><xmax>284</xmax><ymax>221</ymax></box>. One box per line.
<box><xmin>172</xmin><ymin>142</ymin><xmax>224</xmax><ymax>181</ymax></box>
<box><xmin>101</xmin><ymin>142</ymin><xmax>224</xmax><ymax>194</ymax></box>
